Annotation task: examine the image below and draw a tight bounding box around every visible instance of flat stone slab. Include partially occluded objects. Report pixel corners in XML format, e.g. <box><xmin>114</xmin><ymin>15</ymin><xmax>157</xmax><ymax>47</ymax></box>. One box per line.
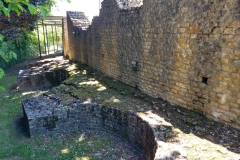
<box><xmin>22</xmin><ymin>94</ymin><xmax>65</xmax><ymax>136</ymax></box>
<box><xmin>18</xmin><ymin>57</ymin><xmax>69</xmax><ymax>91</ymax></box>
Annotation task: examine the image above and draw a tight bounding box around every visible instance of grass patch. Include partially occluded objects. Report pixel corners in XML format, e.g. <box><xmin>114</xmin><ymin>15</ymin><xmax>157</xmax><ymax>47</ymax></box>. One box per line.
<box><xmin>51</xmin><ymin>63</ymin><xmax>149</xmax><ymax>112</ymax></box>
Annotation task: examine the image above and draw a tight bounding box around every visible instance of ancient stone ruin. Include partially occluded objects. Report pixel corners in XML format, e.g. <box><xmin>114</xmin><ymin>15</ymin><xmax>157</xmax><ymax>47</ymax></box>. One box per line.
<box><xmin>63</xmin><ymin>0</ymin><xmax>240</xmax><ymax>130</ymax></box>
<box><xmin>23</xmin><ymin>92</ymin><xmax>188</xmax><ymax>159</ymax></box>
<box><xmin>67</xmin><ymin>11</ymin><xmax>90</xmax><ymax>30</ymax></box>
<box><xmin>18</xmin><ymin>57</ymin><xmax>70</xmax><ymax>91</ymax></box>
<box><xmin>20</xmin><ymin>0</ymin><xmax>240</xmax><ymax>159</ymax></box>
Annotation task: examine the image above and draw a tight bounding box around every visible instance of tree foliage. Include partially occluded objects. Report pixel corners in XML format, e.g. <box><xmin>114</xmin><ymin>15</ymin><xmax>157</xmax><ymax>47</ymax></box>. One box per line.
<box><xmin>0</xmin><ymin>0</ymin><xmax>71</xmax><ymax>90</ymax></box>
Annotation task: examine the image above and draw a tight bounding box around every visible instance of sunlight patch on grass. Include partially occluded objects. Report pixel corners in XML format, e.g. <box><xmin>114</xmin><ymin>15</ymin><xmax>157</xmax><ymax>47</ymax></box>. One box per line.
<box><xmin>76</xmin><ymin>157</ymin><xmax>90</xmax><ymax>160</ymax></box>
<box><xmin>61</xmin><ymin>148</ymin><xmax>69</xmax><ymax>154</ymax></box>
<box><xmin>83</xmin><ymin>98</ymin><xmax>92</xmax><ymax>104</ymax></box>
<box><xmin>66</xmin><ymin>64</ymin><xmax>77</xmax><ymax>71</ymax></box>
<box><xmin>82</xmin><ymin>70</ymin><xmax>87</xmax><ymax>74</ymax></box>
<box><xmin>21</xmin><ymin>91</ymin><xmax>37</xmax><ymax>96</ymax></box>
<box><xmin>97</xmin><ymin>86</ymin><xmax>107</xmax><ymax>91</ymax></box>
<box><xmin>113</xmin><ymin>98</ymin><xmax>120</xmax><ymax>103</ymax></box>
<box><xmin>104</xmin><ymin>97</ymin><xmax>121</xmax><ymax>104</ymax></box>
<box><xmin>79</xmin><ymin>81</ymin><xmax>99</xmax><ymax>86</ymax></box>
<box><xmin>78</xmin><ymin>134</ymin><xmax>85</xmax><ymax>142</ymax></box>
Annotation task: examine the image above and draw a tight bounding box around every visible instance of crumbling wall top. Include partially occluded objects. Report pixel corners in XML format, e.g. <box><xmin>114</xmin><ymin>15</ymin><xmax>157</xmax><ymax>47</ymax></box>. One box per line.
<box><xmin>116</xmin><ymin>0</ymin><xmax>143</xmax><ymax>9</ymax></box>
<box><xmin>67</xmin><ymin>11</ymin><xmax>90</xmax><ymax>29</ymax></box>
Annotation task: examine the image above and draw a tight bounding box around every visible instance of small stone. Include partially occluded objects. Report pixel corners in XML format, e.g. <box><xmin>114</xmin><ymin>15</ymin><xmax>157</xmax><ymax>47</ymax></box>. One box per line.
<box><xmin>120</xmin><ymin>91</ymin><xmax>125</xmax><ymax>95</ymax></box>
<box><xmin>160</xmin><ymin>126</ymin><xmax>166</xmax><ymax>131</ymax></box>
<box><xmin>94</xmin><ymin>153</ymin><xmax>102</xmax><ymax>156</ymax></box>
<box><xmin>205</xmin><ymin>135</ymin><xmax>215</xmax><ymax>141</ymax></box>
<box><xmin>138</xmin><ymin>108</ymin><xmax>144</xmax><ymax>112</ymax></box>
<box><xmin>235</xmin><ymin>27</ymin><xmax>240</xmax><ymax>34</ymax></box>
<box><xmin>74</xmin><ymin>99</ymin><xmax>81</xmax><ymax>103</ymax></box>
<box><xmin>151</xmin><ymin>101</ymin><xmax>157</xmax><ymax>105</ymax></box>
<box><xmin>195</xmin><ymin>126</ymin><xmax>205</xmax><ymax>132</ymax></box>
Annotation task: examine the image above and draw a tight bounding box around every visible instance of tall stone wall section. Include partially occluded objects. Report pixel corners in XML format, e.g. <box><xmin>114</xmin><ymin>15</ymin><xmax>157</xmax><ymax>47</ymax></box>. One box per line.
<box><xmin>64</xmin><ymin>0</ymin><xmax>240</xmax><ymax>130</ymax></box>
<box><xmin>62</xmin><ymin>17</ymin><xmax>68</xmax><ymax>58</ymax></box>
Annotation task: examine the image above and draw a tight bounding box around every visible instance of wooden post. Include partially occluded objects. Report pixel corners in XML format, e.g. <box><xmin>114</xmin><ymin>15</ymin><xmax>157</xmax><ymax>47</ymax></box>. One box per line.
<box><xmin>55</xmin><ymin>22</ymin><xmax>59</xmax><ymax>51</ymax></box>
<box><xmin>36</xmin><ymin>21</ymin><xmax>42</xmax><ymax>59</ymax></box>
<box><xmin>51</xmin><ymin>25</ymin><xmax>55</xmax><ymax>52</ymax></box>
<box><xmin>45</xmin><ymin>24</ymin><xmax>50</xmax><ymax>55</ymax></box>
<box><xmin>42</xmin><ymin>20</ymin><xmax>47</xmax><ymax>55</ymax></box>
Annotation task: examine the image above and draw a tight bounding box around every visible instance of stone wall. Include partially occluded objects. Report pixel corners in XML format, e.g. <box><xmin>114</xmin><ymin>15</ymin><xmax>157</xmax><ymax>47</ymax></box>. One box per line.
<box><xmin>63</xmin><ymin>0</ymin><xmax>240</xmax><ymax>130</ymax></box>
<box><xmin>62</xmin><ymin>17</ymin><xmax>69</xmax><ymax>58</ymax></box>
<box><xmin>22</xmin><ymin>94</ymin><xmax>157</xmax><ymax>159</ymax></box>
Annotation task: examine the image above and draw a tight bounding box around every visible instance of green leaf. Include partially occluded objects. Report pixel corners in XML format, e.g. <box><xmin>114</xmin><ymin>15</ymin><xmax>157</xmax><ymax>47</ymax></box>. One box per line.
<box><xmin>0</xmin><ymin>86</ymin><xmax>5</xmax><ymax>91</ymax></box>
<box><xmin>40</xmin><ymin>8</ymin><xmax>47</xmax><ymax>18</ymax></box>
<box><xmin>0</xmin><ymin>68</ymin><xmax>4</xmax><ymax>79</ymax></box>
<box><xmin>8</xmin><ymin>51</ymin><xmax>17</xmax><ymax>60</ymax></box>
<box><xmin>0</xmin><ymin>53</ymin><xmax>9</xmax><ymax>62</ymax></box>
<box><xmin>8</xmin><ymin>3</ymin><xmax>12</xmax><ymax>12</ymax></box>
<box><xmin>15</xmin><ymin>8</ymin><xmax>21</xmax><ymax>16</ymax></box>
<box><xmin>16</xmin><ymin>3</ymin><xmax>25</xmax><ymax>12</ymax></box>
<box><xmin>0</xmin><ymin>34</ymin><xmax>4</xmax><ymax>42</ymax></box>
<box><xmin>12</xmin><ymin>52</ymin><xmax>17</xmax><ymax>60</ymax></box>
<box><xmin>27</xmin><ymin>4</ymin><xmax>37</xmax><ymax>15</ymax></box>
<box><xmin>3</xmin><ymin>7</ymin><xmax>10</xmax><ymax>17</ymax></box>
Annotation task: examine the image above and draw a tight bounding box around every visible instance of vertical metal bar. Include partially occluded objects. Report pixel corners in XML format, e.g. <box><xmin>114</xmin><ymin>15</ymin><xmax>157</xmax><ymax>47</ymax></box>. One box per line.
<box><xmin>42</xmin><ymin>20</ymin><xmax>47</xmax><ymax>55</ymax></box>
<box><xmin>36</xmin><ymin>21</ymin><xmax>42</xmax><ymax>59</ymax></box>
<box><xmin>61</xmin><ymin>18</ymin><xmax>63</xmax><ymax>50</ymax></box>
<box><xmin>55</xmin><ymin>22</ymin><xmax>58</xmax><ymax>51</ymax></box>
<box><xmin>51</xmin><ymin>25</ymin><xmax>55</xmax><ymax>52</ymax></box>
<box><xmin>45</xmin><ymin>24</ymin><xmax>50</xmax><ymax>55</ymax></box>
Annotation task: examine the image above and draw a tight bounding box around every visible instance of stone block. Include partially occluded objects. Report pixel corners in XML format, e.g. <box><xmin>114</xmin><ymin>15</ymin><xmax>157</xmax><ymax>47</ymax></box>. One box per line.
<box><xmin>219</xmin><ymin>105</ymin><xmax>229</xmax><ymax>111</ymax></box>
<box><xmin>218</xmin><ymin>82</ymin><xmax>228</xmax><ymax>89</ymax></box>
<box><xmin>223</xmin><ymin>28</ymin><xmax>234</xmax><ymax>34</ymax></box>
<box><xmin>18</xmin><ymin>59</ymin><xmax>69</xmax><ymax>91</ymax></box>
<box><xmin>212</xmin><ymin>28</ymin><xmax>223</xmax><ymax>34</ymax></box>
<box><xmin>235</xmin><ymin>27</ymin><xmax>240</xmax><ymax>34</ymax></box>
<box><xmin>231</xmin><ymin>108</ymin><xmax>240</xmax><ymax>115</ymax></box>
<box><xmin>231</xmin><ymin>73</ymin><xmax>240</xmax><ymax>79</ymax></box>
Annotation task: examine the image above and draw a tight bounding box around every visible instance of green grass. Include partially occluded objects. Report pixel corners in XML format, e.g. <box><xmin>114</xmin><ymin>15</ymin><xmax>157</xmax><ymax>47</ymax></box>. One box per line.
<box><xmin>0</xmin><ymin>71</ymin><xmax>142</xmax><ymax>160</ymax></box>
<box><xmin>52</xmin><ymin>64</ymin><xmax>147</xmax><ymax>111</ymax></box>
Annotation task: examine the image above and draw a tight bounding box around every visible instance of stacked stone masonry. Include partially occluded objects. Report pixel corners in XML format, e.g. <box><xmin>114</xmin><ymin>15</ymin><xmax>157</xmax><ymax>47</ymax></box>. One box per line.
<box><xmin>63</xmin><ymin>0</ymin><xmax>240</xmax><ymax>130</ymax></box>
<box><xmin>22</xmin><ymin>94</ymin><xmax>157</xmax><ymax>159</ymax></box>
<box><xmin>18</xmin><ymin>58</ymin><xmax>69</xmax><ymax>91</ymax></box>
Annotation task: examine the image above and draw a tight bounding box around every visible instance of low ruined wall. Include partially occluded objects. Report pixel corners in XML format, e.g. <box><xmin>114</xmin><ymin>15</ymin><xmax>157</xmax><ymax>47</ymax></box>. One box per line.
<box><xmin>18</xmin><ymin>59</ymin><xmax>69</xmax><ymax>91</ymax></box>
<box><xmin>64</xmin><ymin>0</ymin><xmax>240</xmax><ymax>130</ymax></box>
<box><xmin>22</xmin><ymin>94</ymin><xmax>157</xmax><ymax>159</ymax></box>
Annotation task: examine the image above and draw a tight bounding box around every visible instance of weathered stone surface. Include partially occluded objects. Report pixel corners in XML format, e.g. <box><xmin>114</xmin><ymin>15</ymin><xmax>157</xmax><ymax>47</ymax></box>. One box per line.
<box><xmin>22</xmin><ymin>93</ymin><xmax>157</xmax><ymax>160</ymax></box>
<box><xmin>63</xmin><ymin>0</ymin><xmax>240</xmax><ymax>130</ymax></box>
<box><xmin>116</xmin><ymin>0</ymin><xmax>143</xmax><ymax>9</ymax></box>
<box><xmin>67</xmin><ymin>11</ymin><xmax>90</xmax><ymax>29</ymax></box>
<box><xmin>18</xmin><ymin>58</ymin><xmax>69</xmax><ymax>91</ymax></box>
